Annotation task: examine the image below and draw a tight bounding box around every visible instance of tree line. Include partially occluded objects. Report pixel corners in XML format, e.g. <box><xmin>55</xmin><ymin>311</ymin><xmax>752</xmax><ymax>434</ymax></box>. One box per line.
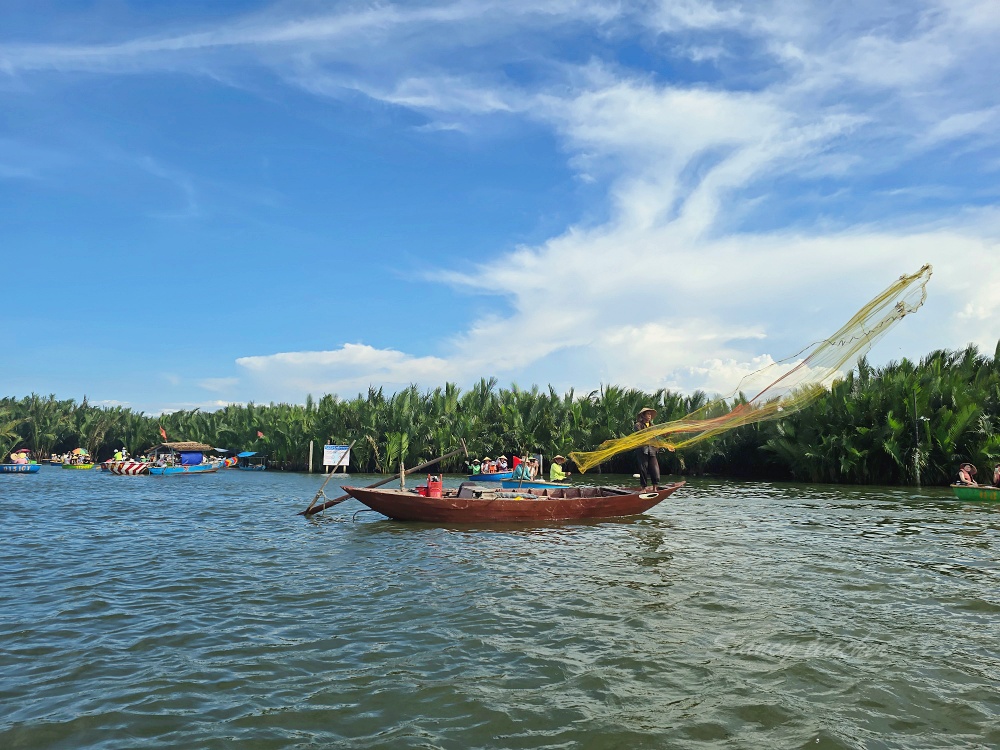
<box><xmin>2</xmin><ymin>343</ymin><xmax>997</xmax><ymax>485</ymax></box>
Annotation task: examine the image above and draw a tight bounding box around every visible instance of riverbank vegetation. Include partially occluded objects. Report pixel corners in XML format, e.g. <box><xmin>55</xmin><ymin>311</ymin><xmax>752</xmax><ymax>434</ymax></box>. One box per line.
<box><xmin>2</xmin><ymin>344</ymin><xmax>997</xmax><ymax>485</ymax></box>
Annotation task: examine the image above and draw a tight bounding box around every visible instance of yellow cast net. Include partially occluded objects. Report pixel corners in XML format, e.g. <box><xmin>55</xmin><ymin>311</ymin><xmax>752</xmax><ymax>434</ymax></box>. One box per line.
<box><xmin>570</xmin><ymin>264</ymin><xmax>933</xmax><ymax>472</ymax></box>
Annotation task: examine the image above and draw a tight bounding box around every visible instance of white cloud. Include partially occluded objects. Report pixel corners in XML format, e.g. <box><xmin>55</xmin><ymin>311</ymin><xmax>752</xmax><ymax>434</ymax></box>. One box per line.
<box><xmin>236</xmin><ymin>343</ymin><xmax>454</xmax><ymax>395</ymax></box>
<box><xmin>5</xmin><ymin>1</ymin><xmax>1000</xmax><ymax>404</ymax></box>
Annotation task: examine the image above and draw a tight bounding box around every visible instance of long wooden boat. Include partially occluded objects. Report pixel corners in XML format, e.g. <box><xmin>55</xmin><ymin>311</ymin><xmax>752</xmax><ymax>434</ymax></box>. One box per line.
<box><xmin>343</xmin><ymin>482</ymin><xmax>684</xmax><ymax>523</ymax></box>
<box><xmin>108</xmin><ymin>461</ymin><xmax>151</xmax><ymax>476</ymax></box>
<box><xmin>149</xmin><ymin>461</ymin><xmax>222</xmax><ymax>476</ymax></box>
<box><xmin>951</xmin><ymin>484</ymin><xmax>1000</xmax><ymax>502</ymax></box>
<box><xmin>0</xmin><ymin>464</ymin><xmax>41</xmax><ymax>474</ymax></box>
<box><xmin>62</xmin><ymin>463</ymin><xmax>95</xmax><ymax>470</ymax></box>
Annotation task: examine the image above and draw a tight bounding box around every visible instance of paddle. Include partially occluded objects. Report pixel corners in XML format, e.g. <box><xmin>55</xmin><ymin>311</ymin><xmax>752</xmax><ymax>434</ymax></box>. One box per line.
<box><xmin>299</xmin><ymin>439</ymin><xmax>468</xmax><ymax>517</ymax></box>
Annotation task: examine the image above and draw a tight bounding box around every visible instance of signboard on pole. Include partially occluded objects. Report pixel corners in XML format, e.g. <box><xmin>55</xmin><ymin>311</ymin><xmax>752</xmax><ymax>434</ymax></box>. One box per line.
<box><xmin>323</xmin><ymin>444</ymin><xmax>351</xmax><ymax>468</ymax></box>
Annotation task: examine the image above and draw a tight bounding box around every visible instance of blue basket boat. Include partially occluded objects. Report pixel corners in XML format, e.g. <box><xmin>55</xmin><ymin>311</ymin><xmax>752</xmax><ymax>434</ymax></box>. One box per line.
<box><xmin>1</xmin><ymin>464</ymin><xmax>41</xmax><ymax>474</ymax></box>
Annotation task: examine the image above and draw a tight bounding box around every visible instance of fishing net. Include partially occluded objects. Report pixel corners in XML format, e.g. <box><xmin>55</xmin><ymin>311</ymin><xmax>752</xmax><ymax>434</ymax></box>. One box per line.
<box><xmin>570</xmin><ymin>264</ymin><xmax>933</xmax><ymax>472</ymax></box>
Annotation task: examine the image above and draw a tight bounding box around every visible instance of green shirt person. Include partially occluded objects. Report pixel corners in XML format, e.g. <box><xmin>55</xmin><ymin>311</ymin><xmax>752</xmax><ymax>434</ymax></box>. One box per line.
<box><xmin>549</xmin><ymin>455</ymin><xmax>570</xmax><ymax>481</ymax></box>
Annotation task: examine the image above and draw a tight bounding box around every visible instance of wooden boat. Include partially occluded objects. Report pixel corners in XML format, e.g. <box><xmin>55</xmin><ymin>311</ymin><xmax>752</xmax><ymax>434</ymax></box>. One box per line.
<box><xmin>149</xmin><ymin>461</ymin><xmax>222</xmax><ymax>476</ymax></box>
<box><xmin>951</xmin><ymin>484</ymin><xmax>1000</xmax><ymax>502</ymax></box>
<box><xmin>107</xmin><ymin>461</ymin><xmax>150</xmax><ymax>476</ymax></box>
<box><xmin>343</xmin><ymin>481</ymin><xmax>684</xmax><ymax>523</ymax></box>
<box><xmin>495</xmin><ymin>478</ymin><xmax>570</xmax><ymax>490</ymax></box>
<box><xmin>62</xmin><ymin>463</ymin><xmax>95</xmax><ymax>470</ymax></box>
<box><xmin>0</xmin><ymin>464</ymin><xmax>41</xmax><ymax>474</ymax></box>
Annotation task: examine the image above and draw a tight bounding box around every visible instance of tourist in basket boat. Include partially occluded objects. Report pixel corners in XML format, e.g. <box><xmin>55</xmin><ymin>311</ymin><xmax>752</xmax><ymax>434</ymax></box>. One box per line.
<box><xmin>634</xmin><ymin>407</ymin><xmax>660</xmax><ymax>491</ymax></box>
<box><xmin>956</xmin><ymin>462</ymin><xmax>978</xmax><ymax>486</ymax></box>
<box><xmin>511</xmin><ymin>458</ymin><xmax>532</xmax><ymax>481</ymax></box>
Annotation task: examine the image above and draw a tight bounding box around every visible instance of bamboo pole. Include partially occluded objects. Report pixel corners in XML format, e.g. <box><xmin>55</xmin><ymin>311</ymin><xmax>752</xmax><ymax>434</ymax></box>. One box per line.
<box><xmin>301</xmin><ymin>439</ymin><xmax>356</xmax><ymax>516</ymax></box>
<box><xmin>308</xmin><ymin>440</ymin><xmax>314</xmax><ymax>474</ymax></box>
<box><xmin>299</xmin><ymin>439</ymin><xmax>468</xmax><ymax>517</ymax></box>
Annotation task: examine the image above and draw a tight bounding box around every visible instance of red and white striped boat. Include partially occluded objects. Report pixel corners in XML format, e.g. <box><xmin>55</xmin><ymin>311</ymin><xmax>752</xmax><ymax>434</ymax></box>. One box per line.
<box><xmin>107</xmin><ymin>461</ymin><xmax>150</xmax><ymax>476</ymax></box>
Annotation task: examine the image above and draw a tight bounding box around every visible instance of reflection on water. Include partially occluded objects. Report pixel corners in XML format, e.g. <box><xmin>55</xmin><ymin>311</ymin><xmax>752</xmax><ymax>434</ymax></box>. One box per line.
<box><xmin>1</xmin><ymin>469</ymin><xmax>998</xmax><ymax>748</ymax></box>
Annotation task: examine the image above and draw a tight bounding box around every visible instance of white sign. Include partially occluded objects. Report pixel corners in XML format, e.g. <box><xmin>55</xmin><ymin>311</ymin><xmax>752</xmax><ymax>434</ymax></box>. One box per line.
<box><xmin>323</xmin><ymin>444</ymin><xmax>351</xmax><ymax>467</ymax></box>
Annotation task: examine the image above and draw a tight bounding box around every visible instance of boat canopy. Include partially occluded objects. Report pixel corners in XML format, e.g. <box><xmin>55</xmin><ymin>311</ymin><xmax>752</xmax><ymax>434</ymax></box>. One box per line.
<box><xmin>237</xmin><ymin>451</ymin><xmax>257</xmax><ymax>458</ymax></box>
<box><xmin>146</xmin><ymin>441</ymin><xmax>215</xmax><ymax>455</ymax></box>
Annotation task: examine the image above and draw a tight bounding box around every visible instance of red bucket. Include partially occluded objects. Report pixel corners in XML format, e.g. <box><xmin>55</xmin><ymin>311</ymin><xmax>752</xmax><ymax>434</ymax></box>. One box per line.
<box><xmin>415</xmin><ymin>485</ymin><xmax>429</xmax><ymax>497</ymax></box>
<box><xmin>426</xmin><ymin>474</ymin><xmax>443</xmax><ymax>498</ymax></box>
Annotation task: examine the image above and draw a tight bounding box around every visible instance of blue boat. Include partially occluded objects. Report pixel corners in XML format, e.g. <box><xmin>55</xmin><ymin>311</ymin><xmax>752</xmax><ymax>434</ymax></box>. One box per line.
<box><xmin>237</xmin><ymin>451</ymin><xmax>267</xmax><ymax>471</ymax></box>
<box><xmin>0</xmin><ymin>463</ymin><xmax>41</xmax><ymax>474</ymax></box>
<box><xmin>466</xmin><ymin>470</ymin><xmax>514</xmax><ymax>482</ymax></box>
<box><xmin>147</xmin><ymin>442</ymin><xmax>222</xmax><ymax>476</ymax></box>
<box><xmin>149</xmin><ymin>461</ymin><xmax>222</xmax><ymax>476</ymax></box>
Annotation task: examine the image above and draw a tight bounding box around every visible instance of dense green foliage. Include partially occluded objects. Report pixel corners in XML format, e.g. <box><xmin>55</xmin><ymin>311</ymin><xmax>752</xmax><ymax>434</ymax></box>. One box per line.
<box><xmin>2</xmin><ymin>344</ymin><xmax>998</xmax><ymax>484</ymax></box>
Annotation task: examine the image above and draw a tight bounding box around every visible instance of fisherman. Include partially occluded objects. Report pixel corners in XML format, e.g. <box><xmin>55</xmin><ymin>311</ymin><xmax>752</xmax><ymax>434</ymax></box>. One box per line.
<box><xmin>113</xmin><ymin>448</ymin><xmax>123</xmax><ymax>462</ymax></box>
<box><xmin>512</xmin><ymin>458</ymin><xmax>532</xmax><ymax>482</ymax></box>
<box><xmin>956</xmin><ymin>462</ymin><xmax>978</xmax><ymax>486</ymax></box>
<box><xmin>634</xmin><ymin>407</ymin><xmax>660</xmax><ymax>491</ymax></box>
<box><xmin>549</xmin><ymin>455</ymin><xmax>570</xmax><ymax>482</ymax></box>
<box><xmin>470</xmin><ymin>459</ymin><xmax>481</xmax><ymax>475</ymax></box>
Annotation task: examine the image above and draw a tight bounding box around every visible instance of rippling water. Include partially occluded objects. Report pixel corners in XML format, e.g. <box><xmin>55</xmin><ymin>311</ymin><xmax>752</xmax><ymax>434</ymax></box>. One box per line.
<box><xmin>1</xmin><ymin>468</ymin><xmax>998</xmax><ymax>748</ymax></box>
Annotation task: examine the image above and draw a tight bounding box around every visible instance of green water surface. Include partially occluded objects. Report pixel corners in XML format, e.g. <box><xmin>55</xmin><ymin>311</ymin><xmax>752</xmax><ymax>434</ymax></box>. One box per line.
<box><xmin>1</xmin><ymin>469</ymin><xmax>997</xmax><ymax>749</ymax></box>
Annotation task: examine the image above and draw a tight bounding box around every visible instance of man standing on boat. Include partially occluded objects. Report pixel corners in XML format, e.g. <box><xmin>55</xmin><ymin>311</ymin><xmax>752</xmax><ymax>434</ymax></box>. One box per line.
<box><xmin>634</xmin><ymin>407</ymin><xmax>660</xmax><ymax>491</ymax></box>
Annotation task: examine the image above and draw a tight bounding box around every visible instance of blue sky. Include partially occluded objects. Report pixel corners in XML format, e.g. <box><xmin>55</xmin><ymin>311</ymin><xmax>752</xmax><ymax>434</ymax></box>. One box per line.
<box><xmin>2</xmin><ymin>1</ymin><xmax>999</xmax><ymax>414</ymax></box>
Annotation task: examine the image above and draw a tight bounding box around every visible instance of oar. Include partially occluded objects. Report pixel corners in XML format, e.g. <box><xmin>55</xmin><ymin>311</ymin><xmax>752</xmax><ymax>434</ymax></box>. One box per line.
<box><xmin>302</xmin><ymin>440</ymin><xmax>357</xmax><ymax>516</ymax></box>
<box><xmin>299</xmin><ymin>439</ymin><xmax>468</xmax><ymax>517</ymax></box>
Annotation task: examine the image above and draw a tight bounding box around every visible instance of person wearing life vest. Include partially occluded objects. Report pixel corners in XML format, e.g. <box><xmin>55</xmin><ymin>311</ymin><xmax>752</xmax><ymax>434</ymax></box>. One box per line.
<box><xmin>549</xmin><ymin>455</ymin><xmax>570</xmax><ymax>481</ymax></box>
<box><xmin>634</xmin><ymin>407</ymin><xmax>660</xmax><ymax>491</ymax></box>
<box><xmin>956</xmin><ymin>462</ymin><xmax>978</xmax><ymax>486</ymax></box>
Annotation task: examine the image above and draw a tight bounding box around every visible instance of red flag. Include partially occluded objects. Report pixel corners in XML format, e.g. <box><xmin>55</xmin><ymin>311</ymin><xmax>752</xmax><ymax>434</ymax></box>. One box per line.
<box><xmin>159</xmin><ymin>426</ymin><xmax>167</xmax><ymax>441</ymax></box>
<box><xmin>257</xmin><ymin>430</ymin><xmax>265</xmax><ymax>438</ymax></box>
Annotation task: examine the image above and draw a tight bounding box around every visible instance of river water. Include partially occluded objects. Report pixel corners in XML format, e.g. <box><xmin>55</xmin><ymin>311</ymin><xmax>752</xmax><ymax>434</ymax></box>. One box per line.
<box><xmin>1</xmin><ymin>468</ymin><xmax>997</xmax><ymax>749</ymax></box>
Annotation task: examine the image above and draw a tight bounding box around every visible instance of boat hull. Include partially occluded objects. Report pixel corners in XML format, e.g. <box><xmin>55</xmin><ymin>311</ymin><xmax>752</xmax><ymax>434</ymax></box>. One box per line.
<box><xmin>0</xmin><ymin>464</ymin><xmax>40</xmax><ymax>474</ymax></box>
<box><xmin>62</xmin><ymin>463</ymin><xmax>95</xmax><ymax>470</ymax></box>
<box><xmin>343</xmin><ymin>482</ymin><xmax>684</xmax><ymax>523</ymax></box>
<box><xmin>951</xmin><ymin>484</ymin><xmax>1000</xmax><ymax>502</ymax></box>
<box><xmin>108</xmin><ymin>461</ymin><xmax>150</xmax><ymax>476</ymax></box>
<box><xmin>466</xmin><ymin>471</ymin><xmax>514</xmax><ymax>482</ymax></box>
<box><xmin>149</xmin><ymin>462</ymin><xmax>222</xmax><ymax>476</ymax></box>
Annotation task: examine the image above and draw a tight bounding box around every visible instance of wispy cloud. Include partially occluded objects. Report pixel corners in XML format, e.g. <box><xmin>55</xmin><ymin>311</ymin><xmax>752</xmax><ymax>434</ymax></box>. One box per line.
<box><xmin>4</xmin><ymin>1</ymin><xmax>1000</xmax><ymax>404</ymax></box>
